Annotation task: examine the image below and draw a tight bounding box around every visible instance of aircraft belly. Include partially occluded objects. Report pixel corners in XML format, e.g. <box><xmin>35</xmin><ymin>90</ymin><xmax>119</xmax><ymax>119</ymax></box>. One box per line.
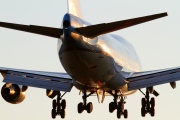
<box><xmin>60</xmin><ymin>50</ymin><xmax>126</xmax><ymax>90</ymax></box>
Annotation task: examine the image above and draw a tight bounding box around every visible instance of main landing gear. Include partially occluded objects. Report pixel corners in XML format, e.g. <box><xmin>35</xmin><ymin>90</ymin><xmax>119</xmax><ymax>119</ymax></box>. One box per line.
<box><xmin>51</xmin><ymin>92</ymin><xmax>66</xmax><ymax>119</ymax></box>
<box><xmin>141</xmin><ymin>89</ymin><xmax>156</xmax><ymax>117</ymax></box>
<box><xmin>108</xmin><ymin>91</ymin><xmax>128</xmax><ymax>119</ymax></box>
<box><xmin>78</xmin><ymin>90</ymin><xmax>95</xmax><ymax>114</ymax></box>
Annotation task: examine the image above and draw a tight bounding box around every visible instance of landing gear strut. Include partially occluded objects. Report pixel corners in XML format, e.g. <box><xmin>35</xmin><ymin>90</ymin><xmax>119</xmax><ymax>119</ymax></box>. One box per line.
<box><xmin>51</xmin><ymin>92</ymin><xmax>66</xmax><ymax>119</ymax></box>
<box><xmin>78</xmin><ymin>90</ymin><xmax>95</xmax><ymax>114</ymax></box>
<box><xmin>108</xmin><ymin>91</ymin><xmax>128</xmax><ymax>119</ymax></box>
<box><xmin>141</xmin><ymin>89</ymin><xmax>155</xmax><ymax>117</ymax></box>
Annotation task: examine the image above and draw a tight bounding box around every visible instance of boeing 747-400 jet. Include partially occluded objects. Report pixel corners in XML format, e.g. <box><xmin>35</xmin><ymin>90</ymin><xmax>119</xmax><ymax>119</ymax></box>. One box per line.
<box><xmin>0</xmin><ymin>0</ymin><xmax>178</xmax><ymax>119</ymax></box>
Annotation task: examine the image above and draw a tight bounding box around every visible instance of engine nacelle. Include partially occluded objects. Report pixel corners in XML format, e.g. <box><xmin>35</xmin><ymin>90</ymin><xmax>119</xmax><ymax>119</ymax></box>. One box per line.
<box><xmin>46</xmin><ymin>89</ymin><xmax>58</xmax><ymax>99</ymax></box>
<box><xmin>1</xmin><ymin>84</ymin><xmax>27</xmax><ymax>104</ymax></box>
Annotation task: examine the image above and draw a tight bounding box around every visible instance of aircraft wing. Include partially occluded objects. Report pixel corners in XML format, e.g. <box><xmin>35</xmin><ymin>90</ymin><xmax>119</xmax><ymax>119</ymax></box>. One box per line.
<box><xmin>127</xmin><ymin>67</ymin><xmax>180</xmax><ymax>91</ymax></box>
<box><xmin>0</xmin><ymin>67</ymin><xmax>73</xmax><ymax>92</ymax></box>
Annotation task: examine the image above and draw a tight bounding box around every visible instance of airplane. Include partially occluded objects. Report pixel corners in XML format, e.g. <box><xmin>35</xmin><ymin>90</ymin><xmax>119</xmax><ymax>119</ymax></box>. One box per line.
<box><xmin>0</xmin><ymin>0</ymin><xmax>179</xmax><ymax>119</ymax></box>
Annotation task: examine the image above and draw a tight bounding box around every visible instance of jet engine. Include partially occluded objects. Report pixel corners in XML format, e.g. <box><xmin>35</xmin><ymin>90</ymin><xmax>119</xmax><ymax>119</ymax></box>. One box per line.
<box><xmin>1</xmin><ymin>84</ymin><xmax>28</xmax><ymax>104</ymax></box>
<box><xmin>46</xmin><ymin>89</ymin><xmax>58</xmax><ymax>99</ymax></box>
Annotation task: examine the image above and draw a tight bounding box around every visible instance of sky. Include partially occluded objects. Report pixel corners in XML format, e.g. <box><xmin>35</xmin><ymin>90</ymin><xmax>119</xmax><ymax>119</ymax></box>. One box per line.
<box><xmin>0</xmin><ymin>0</ymin><xmax>180</xmax><ymax>120</ymax></box>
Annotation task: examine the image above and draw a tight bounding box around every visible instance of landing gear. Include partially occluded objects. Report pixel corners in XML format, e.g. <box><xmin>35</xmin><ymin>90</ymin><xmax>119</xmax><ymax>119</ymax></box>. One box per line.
<box><xmin>109</xmin><ymin>102</ymin><xmax>116</xmax><ymax>113</ymax></box>
<box><xmin>78</xmin><ymin>102</ymin><xmax>84</xmax><ymax>113</ymax></box>
<box><xmin>116</xmin><ymin>97</ymin><xmax>128</xmax><ymax>119</ymax></box>
<box><xmin>77</xmin><ymin>90</ymin><xmax>95</xmax><ymax>114</ymax></box>
<box><xmin>51</xmin><ymin>109</ymin><xmax>56</xmax><ymax>119</ymax></box>
<box><xmin>108</xmin><ymin>91</ymin><xmax>128</xmax><ymax>119</ymax></box>
<box><xmin>87</xmin><ymin>102</ymin><xmax>93</xmax><ymax>113</ymax></box>
<box><xmin>51</xmin><ymin>92</ymin><xmax>67</xmax><ymax>119</ymax></box>
<box><xmin>141</xmin><ymin>89</ymin><xmax>156</xmax><ymax>117</ymax></box>
<box><xmin>124</xmin><ymin>109</ymin><xmax>128</xmax><ymax>118</ymax></box>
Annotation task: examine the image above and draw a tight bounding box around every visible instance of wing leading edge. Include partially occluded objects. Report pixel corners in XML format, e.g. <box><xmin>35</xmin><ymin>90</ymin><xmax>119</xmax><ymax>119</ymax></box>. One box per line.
<box><xmin>127</xmin><ymin>67</ymin><xmax>180</xmax><ymax>91</ymax></box>
<box><xmin>0</xmin><ymin>67</ymin><xmax>73</xmax><ymax>92</ymax></box>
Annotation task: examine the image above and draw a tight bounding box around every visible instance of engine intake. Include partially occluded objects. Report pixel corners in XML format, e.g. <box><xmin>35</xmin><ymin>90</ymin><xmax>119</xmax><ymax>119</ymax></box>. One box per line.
<box><xmin>1</xmin><ymin>84</ymin><xmax>27</xmax><ymax>104</ymax></box>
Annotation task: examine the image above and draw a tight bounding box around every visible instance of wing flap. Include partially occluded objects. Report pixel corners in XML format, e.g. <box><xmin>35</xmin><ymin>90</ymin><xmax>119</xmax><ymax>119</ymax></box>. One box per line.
<box><xmin>75</xmin><ymin>12</ymin><xmax>167</xmax><ymax>38</ymax></box>
<box><xmin>127</xmin><ymin>67</ymin><xmax>180</xmax><ymax>90</ymax></box>
<box><xmin>0</xmin><ymin>22</ymin><xmax>62</xmax><ymax>38</ymax></box>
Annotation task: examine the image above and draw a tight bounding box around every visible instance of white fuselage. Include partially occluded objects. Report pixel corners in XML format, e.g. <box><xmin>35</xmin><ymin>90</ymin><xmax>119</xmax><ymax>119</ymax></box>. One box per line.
<box><xmin>58</xmin><ymin>14</ymin><xmax>142</xmax><ymax>95</ymax></box>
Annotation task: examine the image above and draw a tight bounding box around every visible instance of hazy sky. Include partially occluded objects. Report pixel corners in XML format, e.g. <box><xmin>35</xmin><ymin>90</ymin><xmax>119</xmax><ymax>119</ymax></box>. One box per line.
<box><xmin>0</xmin><ymin>0</ymin><xmax>180</xmax><ymax>120</ymax></box>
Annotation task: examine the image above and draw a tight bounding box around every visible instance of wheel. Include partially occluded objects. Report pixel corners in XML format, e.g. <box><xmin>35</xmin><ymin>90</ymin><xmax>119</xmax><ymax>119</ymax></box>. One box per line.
<box><xmin>141</xmin><ymin>98</ymin><xmax>146</xmax><ymax>108</ymax></box>
<box><xmin>117</xmin><ymin>110</ymin><xmax>121</xmax><ymax>119</ymax></box>
<box><xmin>118</xmin><ymin>101</ymin><xmax>124</xmax><ymax>112</ymax></box>
<box><xmin>109</xmin><ymin>102</ymin><xmax>116</xmax><ymax>113</ymax></box>
<box><xmin>51</xmin><ymin>109</ymin><xmax>56</xmax><ymax>119</ymax></box>
<box><xmin>78</xmin><ymin>102</ymin><xmax>84</xmax><ymax>113</ymax></box>
<box><xmin>87</xmin><ymin>102</ymin><xmax>93</xmax><ymax>113</ymax></box>
<box><xmin>61</xmin><ymin>99</ymin><xmax>66</xmax><ymax>110</ymax></box>
<box><xmin>52</xmin><ymin>99</ymin><xmax>56</xmax><ymax>109</ymax></box>
<box><xmin>150</xmin><ymin>97</ymin><xmax>155</xmax><ymax>108</ymax></box>
<box><xmin>124</xmin><ymin>109</ymin><xmax>128</xmax><ymax>119</ymax></box>
<box><xmin>141</xmin><ymin>107</ymin><xmax>146</xmax><ymax>117</ymax></box>
<box><xmin>61</xmin><ymin>109</ymin><xmax>66</xmax><ymax>119</ymax></box>
<box><xmin>150</xmin><ymin>107</ymin><xmax>155</xmax><ymax>117</ymax></box>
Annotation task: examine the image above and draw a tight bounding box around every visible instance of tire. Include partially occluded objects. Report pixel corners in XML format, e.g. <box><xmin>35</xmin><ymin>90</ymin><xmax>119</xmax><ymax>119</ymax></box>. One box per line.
<box><xmin>51</xmin><ymin>109</ymin><xmax>56</xmax><ymax>119</ymax></box>
<box><xmin>150</xmin><ymin>107</ymin><xmax>155</xmax><ymax>117</ymax></box>
<box><xmin>124</xmin><ymin>109</ymin><xmax>128</xmax><ymax>119</ymax></box>
<box><xmin>61</xmin><ymin>99</ymin><xmax>66</xmax><ymax>110</ymax></box>
<box><xmin>109</xmin><ymin>102</ymin><xmax>116</xmax><ymax>113</ymax></box>
<box><xmin>87</xmin><ymin>102</ymin><xmax>93</xmax><ymax>113</ymax></box>
<box><xmin>150</xmin><ymin>97</ymin><xmax>155</xmax><ymax>108</ymax></box>
<box><xmin>141</xmin><ymin>107</ymin><xmax>146</xmax><ymax>117</ymax></box>
<box><xmin>141</xmin><ymin>98</ymin><xmax>146</xmax><ymax>108</ymax></box>
<box><xmin>52</xmin><ymin>99</ymin><xmax>56</xmax><ymax>109</ymax></box>
<box><xmin>61</xmin><ymin>109</ymin><xmax>66</xmax><ymax>119</ymax></box>
<box><xmin>118</xmin><ymin>101</ymin><xmax>124</xmax><ymax>112</ymax></box>
<box><xmin>78</xmin><ymin>102</ymin><xmax>84</xmax><ymax>113</ymax></box>
<box><xmin>117</xmin><ymin>110</ymin><xmax>121</xmax><ymax>119</ymax></box>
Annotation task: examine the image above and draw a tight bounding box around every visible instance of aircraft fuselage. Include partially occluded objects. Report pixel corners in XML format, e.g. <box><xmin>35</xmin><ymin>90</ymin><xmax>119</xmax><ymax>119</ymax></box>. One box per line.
<box><xmin>58</xmin><ymin>14</ymin><xmax>142</xmax><ymax>94</ymax></box>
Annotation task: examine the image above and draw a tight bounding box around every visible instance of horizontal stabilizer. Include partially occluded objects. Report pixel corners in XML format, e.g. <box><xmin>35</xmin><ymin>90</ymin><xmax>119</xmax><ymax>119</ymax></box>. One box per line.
<box><xmin>0</xmin><ymin>22</ymin><xmax>62</xmax><ymax>38</ymax></box>
<box><xmin>75</xmin><ymin>12</ymin><xmax>167</xmax><ymax>38</ymax></box>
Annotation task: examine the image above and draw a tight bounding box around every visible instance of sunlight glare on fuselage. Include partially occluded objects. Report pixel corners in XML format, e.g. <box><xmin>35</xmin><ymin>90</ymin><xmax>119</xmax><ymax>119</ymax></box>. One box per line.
<box><xmin>101</xmin><ymin>44</ymin><xmax>111</xmax><ymax>54</ymax></box>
